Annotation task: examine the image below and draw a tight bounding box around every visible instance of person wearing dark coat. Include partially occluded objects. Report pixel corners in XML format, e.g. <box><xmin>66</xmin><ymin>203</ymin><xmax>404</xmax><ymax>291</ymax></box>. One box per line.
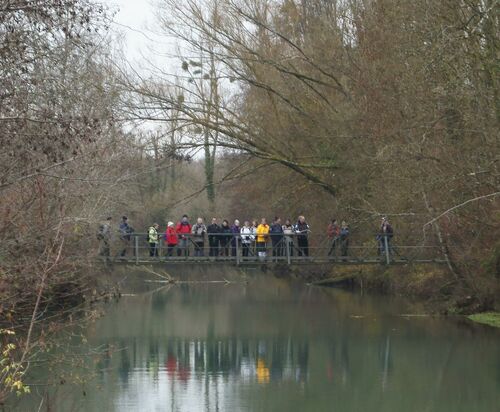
<box><xmin>119</xmin><ymin>216</ymin><xmax>134</xmax><ymax>257</ymax></box>
<box><xmin>230</xmin><ymin>220</ymin><xmax>241</xmax><ymax>257</ymax></box>
<box><xmin>378</xmin><ymin>217</ymin><xmax>394</xmax><ymax>256</ymax></box>
<box><xmin>270</xmin><ymin>217</ymin><xmax>284</xmax><ymax>260</ymax></box>
<box><xmin>294</xmin><ymin>216</ymin><xmax>310</xmax><ymax>257</ymax></box>
<box><xmin>219</xmin><ymin>220</ymin><xmax>232</xmax><ymax>257</ymax></box>
<box><xmin>207</xmin><ymin>218</ymin><xmax>220</xmax><ymax>257</ymax></box>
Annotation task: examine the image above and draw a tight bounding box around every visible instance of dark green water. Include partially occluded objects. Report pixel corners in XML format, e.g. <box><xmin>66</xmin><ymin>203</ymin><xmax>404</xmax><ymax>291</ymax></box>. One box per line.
<box><xmin>11</xmin><ymin>272</ymin><xmax>500</xmax><ymax>411</ymax></box>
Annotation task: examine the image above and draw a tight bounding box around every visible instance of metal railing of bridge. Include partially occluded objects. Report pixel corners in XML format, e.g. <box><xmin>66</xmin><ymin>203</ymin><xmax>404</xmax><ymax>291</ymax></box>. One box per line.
<box><xmin>100</xmin><ymin>233</ymin><xmax>445</xmax><ymax>266</ymax></box>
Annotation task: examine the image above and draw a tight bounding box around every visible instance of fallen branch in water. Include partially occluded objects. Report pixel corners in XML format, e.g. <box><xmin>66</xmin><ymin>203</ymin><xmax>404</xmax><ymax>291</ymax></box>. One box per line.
<box><xmin>141</xmin><ymin>266</ymin><xmax>174</xmax><ymax>282</ymax></box>
<box><xmin>142</xmin><ymin>279</ymin><xmax>242</xmax><ymax>284</ymax></box>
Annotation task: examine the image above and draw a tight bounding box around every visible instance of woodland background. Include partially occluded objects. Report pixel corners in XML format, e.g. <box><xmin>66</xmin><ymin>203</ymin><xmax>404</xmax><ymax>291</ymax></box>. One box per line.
<box><xmin>0</xmin><ymin>0</ymin><xmax>498</xmax><ymax>400</ymax></box>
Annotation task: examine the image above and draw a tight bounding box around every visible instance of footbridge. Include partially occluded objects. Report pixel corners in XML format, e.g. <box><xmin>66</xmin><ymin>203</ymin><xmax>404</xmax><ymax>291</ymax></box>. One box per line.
<box><xmin>101</xmin><ymin>233</ymin><xmax>446</xmax><ymax>266</ymax></box>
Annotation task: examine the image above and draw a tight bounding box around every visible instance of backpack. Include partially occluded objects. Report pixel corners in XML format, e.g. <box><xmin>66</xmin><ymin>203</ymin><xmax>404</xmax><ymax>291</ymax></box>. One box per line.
<box><xmin>386</xmin><ymin>224</ymin><xmax>394</xmax><ymax>238</ymax></box>
<box><xmin>97</xmin><ymin>224</ymin><xmax>109</xmax><ymax>240</ymax></box>
<box><xmin>96</xmin><ymin>225</ymin><xmax>105</xmax><ymax>240</ymax></box>
<box><xmin>145</xmin><ymin>227</ymin><xmax>153</xmax><ymax>243</ymax></box>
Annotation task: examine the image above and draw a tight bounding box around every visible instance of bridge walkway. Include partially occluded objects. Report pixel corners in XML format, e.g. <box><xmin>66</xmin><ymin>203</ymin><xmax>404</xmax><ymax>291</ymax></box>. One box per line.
<box><xmin>100</xmin><ymin>233</ymin><xmax>446</xmax><ymax>266</ymax></box>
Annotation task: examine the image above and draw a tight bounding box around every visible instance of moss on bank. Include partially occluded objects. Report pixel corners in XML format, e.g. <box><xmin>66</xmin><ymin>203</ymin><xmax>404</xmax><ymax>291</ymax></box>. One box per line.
<box><xmin>467</xmin><ymin>312</ymin><xmax>500</xmax><ymax>328</ymax></box>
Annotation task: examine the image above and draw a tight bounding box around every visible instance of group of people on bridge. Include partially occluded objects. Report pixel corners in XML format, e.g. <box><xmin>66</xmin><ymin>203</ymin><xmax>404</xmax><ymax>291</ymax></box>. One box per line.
<box><xmin>98</xmin><ymin>214</ymin><xmax>394</xmax><ymax>261</ymax></box>
<box><xmin>151</xmin><ymin>215</ymin><xmax>312</xmax><ymax>259</ymax></box>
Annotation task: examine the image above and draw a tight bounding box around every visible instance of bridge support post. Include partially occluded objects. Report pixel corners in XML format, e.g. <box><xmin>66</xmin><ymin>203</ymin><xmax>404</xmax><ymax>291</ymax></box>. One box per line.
<box><xmin>236</xmin><ymin>238</ymin><xmax>240</xmax><ymax>266</ymax></box>
<box><xmin>384</xmin><ymin>235</ymin><xmax>390</xmax><ymax>265</ymax></box>
<box><xmin>135</xmin><ymin>235</ymin><xmax>139</xmax><ymax>265</ymax></box>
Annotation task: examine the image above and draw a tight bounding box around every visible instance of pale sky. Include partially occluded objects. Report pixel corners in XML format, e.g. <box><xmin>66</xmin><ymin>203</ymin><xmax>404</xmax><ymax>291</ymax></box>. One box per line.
<box><xmin>103</xmin><ymin>0</ymin><xmax>172</xmax><ymax>68</ymax></box>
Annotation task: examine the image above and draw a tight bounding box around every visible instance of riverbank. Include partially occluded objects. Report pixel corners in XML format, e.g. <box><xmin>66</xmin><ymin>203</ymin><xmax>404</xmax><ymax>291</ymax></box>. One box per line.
<box><xmin>291</xmin><ymin>263</ymin><xmax>499</xmax><ymax>316</ymax></box>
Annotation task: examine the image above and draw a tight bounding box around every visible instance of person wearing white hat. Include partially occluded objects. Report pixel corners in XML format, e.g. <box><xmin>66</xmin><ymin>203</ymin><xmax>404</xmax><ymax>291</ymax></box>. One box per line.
<box><xmin>165</xmin><ymin>221</ymin><xmax>178</xmax><ymax>257</ymax></box>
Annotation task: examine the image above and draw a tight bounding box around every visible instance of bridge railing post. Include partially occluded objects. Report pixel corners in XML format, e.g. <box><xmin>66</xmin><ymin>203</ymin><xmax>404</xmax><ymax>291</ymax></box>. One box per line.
<box><xmin>384</xmin><ymin>235</ymin><xmax>390</xmax><ymax>265</ymax></box>
<box><xmin>286</xmin><ymin>237</ymin><xmax>291</xmax><ymax>265</ymax></box>
<box><xmin>135</xmin><ymin>235</ymin><xmax>139</xmax><ymax>265</ymax></box>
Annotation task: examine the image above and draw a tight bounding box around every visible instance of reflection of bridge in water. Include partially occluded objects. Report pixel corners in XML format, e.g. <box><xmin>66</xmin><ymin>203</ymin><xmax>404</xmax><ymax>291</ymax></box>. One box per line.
<box><xmin>108</xmin><ymin>233</ymin><xmax>447</xmax><ymax>266</ymax></box>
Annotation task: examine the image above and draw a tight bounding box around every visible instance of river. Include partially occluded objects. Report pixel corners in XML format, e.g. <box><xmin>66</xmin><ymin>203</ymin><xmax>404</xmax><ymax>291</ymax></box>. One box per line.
<box><xmin>10</xmin><ymin>269</ymin><xmax>500</xmax><ymax>411</ymax></box>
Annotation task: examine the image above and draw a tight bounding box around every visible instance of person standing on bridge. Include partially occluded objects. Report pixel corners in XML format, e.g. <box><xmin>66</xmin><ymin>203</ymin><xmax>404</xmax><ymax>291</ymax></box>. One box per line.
<box><xmin>207</xmin><ymin>218</ymin><xmax>220</xmax><ymax>257</ymax></box>
<box><xmin>176</xmin><ymin>215</ymin><xmax>192</xmax><ymax>257</ymax></box>
<box><xmin>219</xmin><ymin>219</ymin><xmax>232</xmax><ymax>257</ymax></box>
<box><xmin>256</xmin><ymin>218</ymin><xmax>270</xmax><ymax>261</ymax></box>
<box><xmin>340</xmin><ymin>221</ymin><xmax>349</xmax><ymax>259</ymax></box>
<box><xmin>231</xmin><ymin>219</ymin><xmax>241</xmax><ymax>257</ymax></box>
<box><xmin>165</xmin><ymin>221</ymin><xmax>177</xmax><ymax>257</ymax></box>
<box><xmin>97</xmin><ymin>216</ymin><xmax>112</xmax><ymax>258</ymax></box>
<box><xmin>270</xmin><ymin>217</ymin><xmax>284</xmax><ymax>260</ymax></box>
<box><xmin>119</xmin><ymin>216</ymin><xmax>134</xmax><ymax>258</ymax></box>
<box><xmin>294</xmin><ymin>216</ymin><xmax>310</xmax><ymax>257</ymax></box>
<box><xmin>191</xmin><ymin>217</ymin><xmax>207</xmax><ymax>257</ymax></box>
<box><xmin>148</xmin><ymin>223</ymin><xmax>160</xmax><ymax>257</ymax></box>
<box><xmin>240</xmin><ymin>221</ymin><xmax>254</xmax><ymax>258</ymax></box>
<box><xmin>251</xmin><ymin>220</ymin><xmax>258</xmax><ymax>256</ymax></box>
<box><xmin>327</xmin><ymin>219</ymin><xmax>340</xmax><ymax>257</ymax></box>
<box><xmin>378</xmin><ymin>217</ymin><xmax>394</xmax><ymax>256</ymax></box>
<box><xmin>282</xmin><ymin>219</ymin><xmax>295</xmax><ymax>257</ymax></box>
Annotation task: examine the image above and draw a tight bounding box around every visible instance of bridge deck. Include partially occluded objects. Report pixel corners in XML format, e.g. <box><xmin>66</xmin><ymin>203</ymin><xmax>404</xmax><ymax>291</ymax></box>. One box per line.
<box><xmin>104</xmin><ymin>256</ymin><xmax>446</xmax><ymax>266</ymax></box>
<box><xmin>99</xmin><ymin>233</ymin><xmax>445</xmax><ymax>266</ymax></box>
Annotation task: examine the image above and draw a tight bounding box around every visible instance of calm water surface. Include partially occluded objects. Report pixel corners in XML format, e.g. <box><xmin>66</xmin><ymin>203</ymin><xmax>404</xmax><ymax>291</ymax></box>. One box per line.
<box><xmin>13</xmin><ymin>272</ymin><xmax>500</xmax><ymax>411</ymax></box>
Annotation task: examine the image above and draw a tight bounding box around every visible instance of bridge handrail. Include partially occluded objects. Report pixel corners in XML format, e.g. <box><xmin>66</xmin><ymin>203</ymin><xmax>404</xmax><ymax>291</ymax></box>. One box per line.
<box><xmin>123</xmin><ymin>232</ymin><xmax>429</xmax><ymax>241</ymax></box>
<box><xmin>102</xmin><ymin>231</ymin><xmax>442</xmax><ymax>265</ymax></box>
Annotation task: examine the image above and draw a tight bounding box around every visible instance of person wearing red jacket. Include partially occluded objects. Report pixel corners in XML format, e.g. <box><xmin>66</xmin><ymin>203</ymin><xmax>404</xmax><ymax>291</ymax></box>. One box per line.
<box><xmin>176</xmin><ymin>215</ymin><xmax>192</xmax><ymax>257</ymax></box>
<box><xmin>165</xmin><ymin>221</ymin><xmax>178</xmax><ymax>257</ymax></box>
